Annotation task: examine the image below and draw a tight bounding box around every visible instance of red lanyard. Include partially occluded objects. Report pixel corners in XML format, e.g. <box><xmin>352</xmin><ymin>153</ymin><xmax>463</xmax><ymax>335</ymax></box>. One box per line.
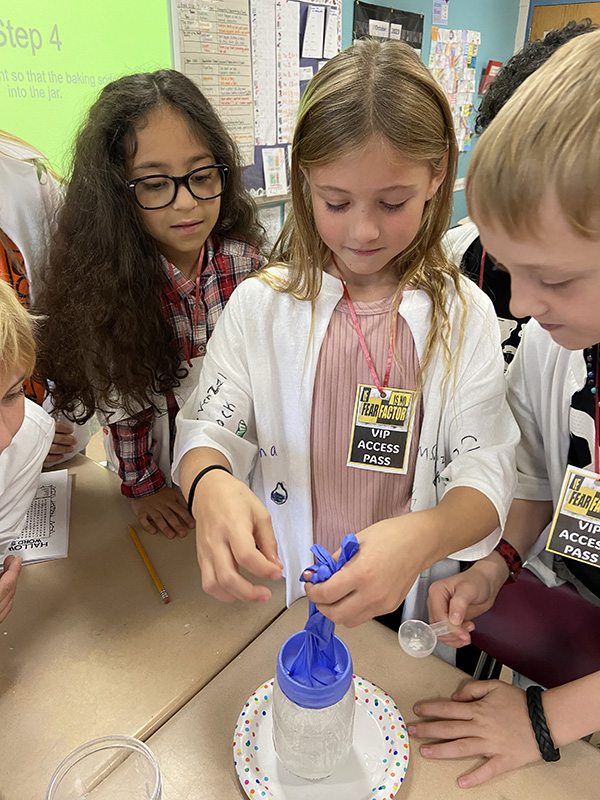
<box><xmin>479</xmin><ymin>247</ymin><xmax>486</xmax><ymax>289</ymax></box>
<box><xmin>167</xmin><ymin>243</ymin><xmax>205</xmax><ymax>367</ymax></box>
<box><xmin>340</xmin><ymin>279</ymin><xmax>394</xmax><ymax>398</ymax></box>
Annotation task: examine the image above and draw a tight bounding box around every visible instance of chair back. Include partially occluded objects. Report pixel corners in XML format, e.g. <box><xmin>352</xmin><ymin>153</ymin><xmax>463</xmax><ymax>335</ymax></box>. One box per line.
<box><xmin>470</xmin><ymin>569</ymin><xmax>600</xmax><ymax>688</ymax></box>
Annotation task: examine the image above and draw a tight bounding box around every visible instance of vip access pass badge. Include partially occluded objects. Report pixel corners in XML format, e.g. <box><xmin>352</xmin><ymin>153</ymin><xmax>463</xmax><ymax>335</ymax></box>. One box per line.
<box><xmin>546</xmin><ymin>466</ymin><xmax>600</xmax><ymax>568</ymax></box>
<box><xmin>347</xmin><ymin>384</ymin><xmax>415</xmax><ymax>473</ymax></box>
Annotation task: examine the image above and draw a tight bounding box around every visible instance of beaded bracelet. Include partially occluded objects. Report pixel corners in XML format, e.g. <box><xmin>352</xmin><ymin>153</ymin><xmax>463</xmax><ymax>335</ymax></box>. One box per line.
<box><xmin>459</xmin><ymin>538</ymin><xmax>523</xmax><ymax>584</ymax></box>
<box><xmin>187</xmin><ymin>464</ymin><xmax>232</xmax><ymax>517</ymax></box>
<box><xmin>494</xmin><ymin>538</ymin><xmax>523</xmax><ymax>584</ymax></box>
<box><xmin>526</xmin><ymin>685</ymin><xmax>561</xmax><ymax>762</ymax></box>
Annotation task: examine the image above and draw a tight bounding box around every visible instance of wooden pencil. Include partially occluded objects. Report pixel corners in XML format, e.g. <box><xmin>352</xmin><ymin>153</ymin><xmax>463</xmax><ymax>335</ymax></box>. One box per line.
<box><xmin>127</xmin><ymin>525</ymin><xmax>170</xmax><ymax>604</ymax></box>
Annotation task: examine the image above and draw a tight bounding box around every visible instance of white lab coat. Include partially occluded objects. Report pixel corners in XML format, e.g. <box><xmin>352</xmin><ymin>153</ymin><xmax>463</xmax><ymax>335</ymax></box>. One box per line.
<box><xmin>174</xmin><ymin>268</ymin><xmax>519</xmax><ymax>620</ymax></box>
<box><xmin>0</xmin><ymin>399</ymin><xmax>54</xmax><ymax>555</ymax></box>
<box><xmin>506</xmin><ymin>318</ymin><xmax>589</xmax><ymax>587</ymax></box>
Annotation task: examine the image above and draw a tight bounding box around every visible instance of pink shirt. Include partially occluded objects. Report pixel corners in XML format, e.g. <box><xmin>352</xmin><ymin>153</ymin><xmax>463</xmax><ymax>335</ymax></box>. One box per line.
<box><xmin>310</xmin><ymin>294</ymin><xmax>421</xmax><ymax>553</ymax></box>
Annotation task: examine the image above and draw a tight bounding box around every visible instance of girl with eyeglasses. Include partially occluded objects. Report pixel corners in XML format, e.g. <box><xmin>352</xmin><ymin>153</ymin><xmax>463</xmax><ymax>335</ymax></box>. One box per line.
<box><xmin>36</xmin><ymin>70</ymin><xmax>264</xmax><ymax>539</ymax></box>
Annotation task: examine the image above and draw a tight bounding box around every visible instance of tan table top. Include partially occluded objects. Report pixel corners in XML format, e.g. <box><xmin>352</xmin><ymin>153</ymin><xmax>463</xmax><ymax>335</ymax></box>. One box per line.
<box><xmin>0</xmin><ymin>455</ymin><xmax>286</xmax><ymax>800</ymax></box>
<box><xmin>142</xmin><ymin>597</ymin><xmax>599</xmax><ymax>800</ymax></box>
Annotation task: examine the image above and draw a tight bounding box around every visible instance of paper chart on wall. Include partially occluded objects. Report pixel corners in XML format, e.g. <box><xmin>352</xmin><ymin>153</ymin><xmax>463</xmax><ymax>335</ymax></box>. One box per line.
<box><xmin>174</xmin><ymin>0</ymin><xmax>255</xmax><ymax>164</ymax></box>
<box><xmin>302</xmin><ymin>5</ymin><xmax>325</xmax><ymax>59</ymax></box>
<box><xmin>251</xmin><ymin>0</ymin><xmax>278</xmax><ymax>145</ymax></box>
<box><xmin>7</xmin><ymin>469</ymin><xmax>71</xmax><ymax>565</ymax></box>
<box><xmin>323</xmin><ymin>7</ymin><xmax>339</xmax><ymax>58</ymax></box>
<box><xmin>276</xmin><ymin>0</ymin><xmax>301</xmax><ymax>144</ymax></box>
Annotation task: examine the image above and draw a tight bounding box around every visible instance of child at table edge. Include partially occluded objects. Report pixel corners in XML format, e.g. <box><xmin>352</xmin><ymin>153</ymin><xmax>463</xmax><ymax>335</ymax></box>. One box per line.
<box><xmin>412</xmin><ymin>30</ymin><xmax>600</xmax><ymax>787</ymax></box>
<box><xmin>0</xmin><ymin>280</ymin><xmax>54</xmax><ymax>623</ymax></box>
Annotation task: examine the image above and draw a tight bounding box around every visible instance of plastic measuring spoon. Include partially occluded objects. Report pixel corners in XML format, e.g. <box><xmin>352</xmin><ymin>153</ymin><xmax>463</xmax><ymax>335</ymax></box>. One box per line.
<box><xmin>398</xmin><ymin>618</ymin><xmax>456</xmax><ymax>658</ymax></box>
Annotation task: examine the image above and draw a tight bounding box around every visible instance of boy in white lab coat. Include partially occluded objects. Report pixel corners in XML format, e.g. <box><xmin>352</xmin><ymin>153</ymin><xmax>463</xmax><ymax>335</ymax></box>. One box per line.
<box><xmin>0</xmin><ymin>280</ymin><xmax>53</xmax><ymax>622</ymax></box>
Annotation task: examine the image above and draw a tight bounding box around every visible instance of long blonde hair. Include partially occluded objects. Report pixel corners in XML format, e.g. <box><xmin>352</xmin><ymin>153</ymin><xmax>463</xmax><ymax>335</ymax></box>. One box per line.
<box><xmin>0</xmin><ymin>280</ymin><xmax>36</xmax><ymax>379</ymax></box>
<box><xmin>266</xmin><ymin>39</ymin><xmax>464</xmax><ymax>389</ymax></box>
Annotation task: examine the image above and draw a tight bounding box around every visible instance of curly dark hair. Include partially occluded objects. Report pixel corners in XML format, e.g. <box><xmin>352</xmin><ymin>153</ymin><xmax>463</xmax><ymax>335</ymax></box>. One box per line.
<box><xmin>475</xmin><ymin>18</ymin><xmax>598</xmax><ymax>134</ymax></box>
<box><xmin>36</xmin><ymin>69</ymin><xmax>263</xmax><ymax>423</ymax></box>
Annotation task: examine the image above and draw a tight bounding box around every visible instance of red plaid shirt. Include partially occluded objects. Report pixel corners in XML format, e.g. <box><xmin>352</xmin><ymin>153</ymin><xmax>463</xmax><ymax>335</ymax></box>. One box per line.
<box><xmin>108</xmin><ymin>235</ymin><xmax>262</xmax><ymax>498</ymax></box>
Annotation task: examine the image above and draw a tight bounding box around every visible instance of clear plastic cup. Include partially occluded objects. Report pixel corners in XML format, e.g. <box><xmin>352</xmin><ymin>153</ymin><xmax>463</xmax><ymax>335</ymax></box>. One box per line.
<box><xmin>46</xmin><ymin>735</ymin><xmax>161</xmax><ymax>800</ymax></box>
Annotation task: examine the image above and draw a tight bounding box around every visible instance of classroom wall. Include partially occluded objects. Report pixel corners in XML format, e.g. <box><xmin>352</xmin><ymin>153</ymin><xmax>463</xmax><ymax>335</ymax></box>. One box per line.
<box><xmin>3</xmin><ymin>0</ymin><xmax>522</xmax><ymax>225</ymax></box>
<box><xmin>341</xmin><ymin>0</ymin><xmax>521</xmax><ymax>225</ymax></box>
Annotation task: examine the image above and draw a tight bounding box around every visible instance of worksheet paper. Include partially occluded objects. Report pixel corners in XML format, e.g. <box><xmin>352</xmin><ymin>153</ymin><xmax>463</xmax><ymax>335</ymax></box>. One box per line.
<box><xmin>302</xmin><ymin>5</ymin><xmax>325</xmax><ymax>59</ymax></box>
<box><xmin>390</xmin><ymin>22</ymin><xmax>403</xmax><ymax>40</ymax></box>
<box><xmin>251</xmin><ymin>0</ymin><xmax>278</xmax><ymax>145</ymax></box>
<box><xmin>8</xmin><ymin>469</ymin><xmax>70</xmax><ymax>564</ymax></box>
<box><xmin>299</xmin><ymin>66</ymin><xmax>314</xmax><ymax>81</ymax></box>
<box><xmin>276</xmin><ymin>0</ymin><xmax>301</xmax><ymax>144</ymax></box>
<box><xmin>323</xmin><ymin>7</ymin><xmax>340</xmax><ymax>58</ymax></box>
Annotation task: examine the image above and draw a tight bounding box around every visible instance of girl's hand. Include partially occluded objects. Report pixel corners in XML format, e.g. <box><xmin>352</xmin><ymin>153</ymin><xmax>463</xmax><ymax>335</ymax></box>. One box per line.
<box><xmin>304</xmin><ymin>516</ymin><xmax>426</xmax><ymax>627</ymax></box>
<box><xmin>427</xmin><ymin>555</ymin><xmax>509</xmax><ymax>648</ymax></box>
<box><xmin>192</xmin><ymin>469</ymin><xmax>283</xmax><ymax>603</ymax></box>
<box><xmin>44</xmin><ymin>421</ymin><xmax>77</xmax><ymax>465</ymax></box>
<box><xmin>0</xmin><ymin>555</ymin><xmax>22</xmax><ymax>624</ymax></box>
<box><xmin>408</xmin><ymin>680</ymin><xmax>541</xmax><ymax>788</ymax></box>
<box><xmin>130</xmin><ymin>486</ymin><xmax>195</xmax><ymax>539</ymax></box>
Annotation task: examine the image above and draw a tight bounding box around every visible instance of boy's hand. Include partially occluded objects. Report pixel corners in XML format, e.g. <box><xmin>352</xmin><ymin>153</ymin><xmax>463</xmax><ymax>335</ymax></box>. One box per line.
<box><xmin>427</xmin><ymin>554</ymin><xmax>509</xmax><ymax>647</ymax></box>
<box><xmin>44</xmin><ymin>421</ymin><xmax>77</xmax><ymax>464</ymax></box>
<box><xmin>192</xmin><ymin>469</ymin><xmax>283</xmax><ymax>603</ymax></box>
<box><xmin>0</xmin><ymin>555</ymin><xmax>22</xmax><ymax>624</ymax></box>
<box><xmin>408</xmin><ymin>680</ymin><xmax>540</xmax><ymax>788</ymax></box>
<box><xmin>130</xmin><ymin>486</ymin><xmax>195</xmax><ymax>539</ymax></box>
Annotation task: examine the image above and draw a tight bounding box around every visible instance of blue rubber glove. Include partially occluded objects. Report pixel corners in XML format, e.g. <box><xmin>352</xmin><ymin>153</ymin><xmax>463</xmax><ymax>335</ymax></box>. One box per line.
<box><xmin>288</xmin><ymin>534</ymin><xmax>359</xmax><ymax>687</ymax></box>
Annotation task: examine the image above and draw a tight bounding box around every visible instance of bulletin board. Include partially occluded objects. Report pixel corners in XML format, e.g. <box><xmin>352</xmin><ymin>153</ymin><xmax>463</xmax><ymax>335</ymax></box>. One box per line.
<box><xmin>170</xmin><ymin>0</ymin><xmax>342</xmax><ymax>195</ymax></box>
<box><xmin>352</xmin><ymin>2</ymin><xmax>424</xmax><ymax>55</ymax></box>
<box><xmin>428</xmin><ymin>26</ymin><xmax>480</xmax><ymax>152</ymax></box>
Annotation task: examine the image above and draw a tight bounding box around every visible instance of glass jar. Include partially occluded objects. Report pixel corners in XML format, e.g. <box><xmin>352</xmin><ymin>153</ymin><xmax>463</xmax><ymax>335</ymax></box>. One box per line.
<box><xmin>46</xmin><ymin>735</ymin><xmax>162</xmax><ymax>800</ymax></box>
<box><xmin>272</xmin><ymin>630</ymin><xmax>355</xmax><ymax>780</ymax></box>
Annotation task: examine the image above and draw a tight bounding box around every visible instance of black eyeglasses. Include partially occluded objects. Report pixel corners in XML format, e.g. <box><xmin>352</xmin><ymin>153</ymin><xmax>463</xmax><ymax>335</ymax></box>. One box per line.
<box><xmin>126</xmin><ymin>164</ymin><xmax>230</xmax><ymax>210</ymax></box>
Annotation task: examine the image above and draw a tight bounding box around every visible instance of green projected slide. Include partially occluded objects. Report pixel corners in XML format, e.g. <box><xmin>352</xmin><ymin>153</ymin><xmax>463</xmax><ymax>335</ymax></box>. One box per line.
<box><xmin>0</xmin><ymin>1</ymin><xmax>172</xmax><ymax>174</ymax></box>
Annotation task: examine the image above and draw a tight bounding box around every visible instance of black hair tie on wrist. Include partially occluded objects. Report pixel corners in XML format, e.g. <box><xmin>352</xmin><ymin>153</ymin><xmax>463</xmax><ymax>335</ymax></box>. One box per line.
<box><xmin>187</xmin><ymin>464</ymin><xmax>231</xmax><ymax>517</ymax></box>
<box><xmin>526</xmin><ymin>685</ymin><xmax>561</xmax><ymax>762</ymax></box>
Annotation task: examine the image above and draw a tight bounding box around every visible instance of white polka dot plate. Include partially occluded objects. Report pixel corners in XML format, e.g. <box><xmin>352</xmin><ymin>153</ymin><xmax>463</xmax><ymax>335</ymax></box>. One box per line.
<box><xmin>233</xmin><ymin>675</ymin><xmax>409</xmax><ymax>800</ymax></box>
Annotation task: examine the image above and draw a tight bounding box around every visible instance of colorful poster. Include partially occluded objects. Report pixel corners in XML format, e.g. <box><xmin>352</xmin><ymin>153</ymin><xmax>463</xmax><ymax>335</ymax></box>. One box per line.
<box><xmin>262</xmin><ymin>146</ymin><xmax>288</xmax><ymax>195</ymax></box>
<box><xmin>429</xmin><ymin>27</ymin><xmax>480</xmax><ymax>152</ymax></box>
<box><xmin>432</xmin><ymin>0</ymin><xmax>449</xmax><ymax>26</ymax></box>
